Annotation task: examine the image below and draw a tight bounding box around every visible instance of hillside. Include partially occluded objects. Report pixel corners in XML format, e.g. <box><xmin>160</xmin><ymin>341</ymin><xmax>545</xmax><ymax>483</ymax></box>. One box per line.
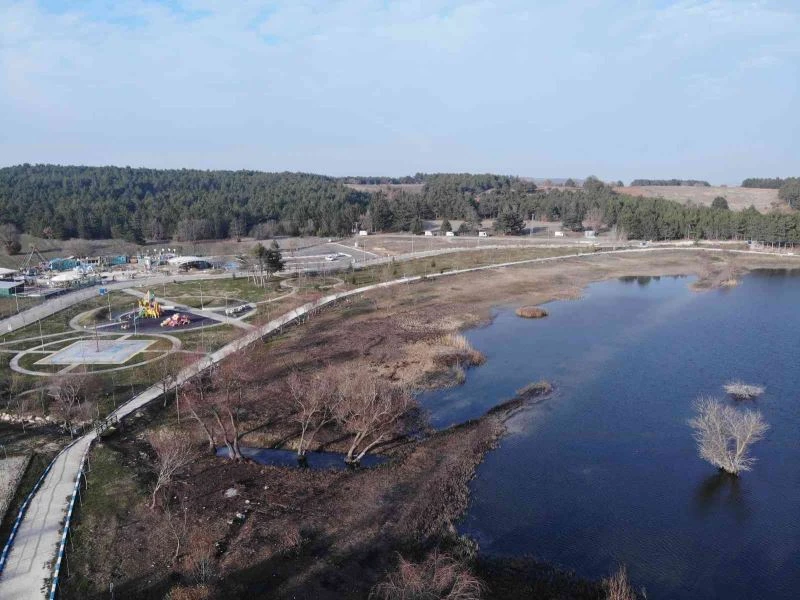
<box><xmin>616</xmin><ymin>185</ymin><xmax>783</xmax><ymax>213</ymax></box>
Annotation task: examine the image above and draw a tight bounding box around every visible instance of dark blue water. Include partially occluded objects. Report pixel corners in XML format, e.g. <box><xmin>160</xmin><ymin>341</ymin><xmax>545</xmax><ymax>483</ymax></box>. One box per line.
<box><xmin>420</xmin><ymin>272</ymin><xmax>800</xmax><ymax>599</ymax></box>
<box><xmin>216</xmin><ymin>446</ymin><xmax>386</xmax><ymax>470</ymax></box>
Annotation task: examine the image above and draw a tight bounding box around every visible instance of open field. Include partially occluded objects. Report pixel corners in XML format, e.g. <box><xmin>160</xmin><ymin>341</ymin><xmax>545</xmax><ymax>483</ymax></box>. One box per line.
<box><xmin>617</xmin><ymin>185</ymin><xmax>783</xmax><ymax>212</ymax></box>
<box><xmin>55</xmin><ymin>249</ymin><xmax>800</xmax><ymax>599</ymax></box>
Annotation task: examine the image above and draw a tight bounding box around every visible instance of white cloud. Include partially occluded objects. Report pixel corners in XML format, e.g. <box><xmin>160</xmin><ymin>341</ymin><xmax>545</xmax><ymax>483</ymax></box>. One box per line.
<box><xmin>0</xmin><ymin>0</ymin><xmax>798</xmax><ymax>179</ymax></box>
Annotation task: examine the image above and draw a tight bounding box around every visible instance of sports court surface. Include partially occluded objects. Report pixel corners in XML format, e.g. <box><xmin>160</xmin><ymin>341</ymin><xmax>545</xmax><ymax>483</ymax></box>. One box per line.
<box><xmin>37</xmin><ymin>339</ymin><xmax>154</xmax><ymax>365</ymax></box>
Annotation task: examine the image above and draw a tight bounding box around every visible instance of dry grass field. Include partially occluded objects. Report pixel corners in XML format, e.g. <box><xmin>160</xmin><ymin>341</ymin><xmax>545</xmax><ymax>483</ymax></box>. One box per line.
<box><xmin>617</xmin><ymin>185</ymin><xmax>783</xmax><ymax>213</ymax></box>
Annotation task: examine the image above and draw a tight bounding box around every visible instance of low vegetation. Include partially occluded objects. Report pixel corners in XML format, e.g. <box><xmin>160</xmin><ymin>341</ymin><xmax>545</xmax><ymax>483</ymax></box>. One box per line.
<box><xmin>688</xmin><ymin>397</ymin><xmax>769</xmax><ymax>475</ymax></box>
<box><xmin>515</xmin><ymin>305</ymin><xmax>548</xmax><ymax>318</ymax></box>
<box><xmin>604</xmin><ymin>565</ymin><xmax>638</xmax><ymax>600</ymax></box>
<box><xmin>371</xmin><ymin>551</ymin><xmax>483</xmax><ymax>600</ymax></box>
<box><xmin>723</xmin><ymin>381</ymin><xmax>765</xmax><ymax>400</ymax></box>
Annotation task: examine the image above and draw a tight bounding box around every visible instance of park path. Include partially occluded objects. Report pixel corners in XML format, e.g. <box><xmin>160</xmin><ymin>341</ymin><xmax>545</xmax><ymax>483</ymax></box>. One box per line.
<box><xmin>0</xmin><ymin>246</ymin><xmax>797</xmax><ymax>598</ymax></box>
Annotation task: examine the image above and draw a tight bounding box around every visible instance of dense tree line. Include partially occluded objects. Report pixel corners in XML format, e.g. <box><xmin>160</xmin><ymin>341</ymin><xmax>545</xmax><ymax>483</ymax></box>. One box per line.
<box><xmin>741</xmin><ymin>177</ymin><xmax>785</xmax><ymax>188</ymax></box>
<box><xmin>778</xmin><ymin>178</ymin><xmax>800</xmax><ymax>209</ymax></box>
<box><xmin>630</xmin><ymin>179</ymin><xmax>710</xmax><ymax>187</ymax></box>
<box><xmin>0</xmin><ymin>164</ymin><xmax>370</xmax><ymax>241</ymax></box>
<box><xmin>367</xmin><ymin>175</ymin><xmax>800</xmax><ymax>242</ymax></box>
<box><xmin>3</xmin><ymin>165</ymin><xmax>800</xmax><ymax>245</ymax></box>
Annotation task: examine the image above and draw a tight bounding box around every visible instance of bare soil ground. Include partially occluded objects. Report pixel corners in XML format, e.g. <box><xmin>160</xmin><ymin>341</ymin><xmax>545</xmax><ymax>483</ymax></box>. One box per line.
<box><xmin>616</xmin><ymin>185</ymin><xmax>783</xmax><ymax>212</ymax></box>
<box><xmin>59</xmin><ymin>250</ymin><xmax>800</xmax><ymax>600</ymax></box>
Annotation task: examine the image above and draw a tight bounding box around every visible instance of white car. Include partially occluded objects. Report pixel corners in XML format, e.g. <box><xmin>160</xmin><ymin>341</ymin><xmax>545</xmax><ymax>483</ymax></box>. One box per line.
<box><xmin>325</xmin><ymin>254</ymin><xmax>337</xmax><ymax>261</ymax></box>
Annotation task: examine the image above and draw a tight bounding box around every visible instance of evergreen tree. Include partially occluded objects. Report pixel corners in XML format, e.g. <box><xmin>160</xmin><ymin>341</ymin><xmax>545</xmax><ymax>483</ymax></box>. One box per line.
<box><xmin>440</xmin><ymin>218</ymin><xmax>452</xmax><ymax>232</ymax></box>
<box><xmin>266</xmin><ymin>240</ymin><xmax>284</xmax><ymax>274</ymax></box>
<box><xmin>711</xmin><ymin>196</ymin><xmax>729</xmax><ymax>210</ymax></box>
<box><xmin>779</xmin><ymin>178</ymin><xmax>800</xmax><ymax>209</ymax></box>
<box><xmin>410</xmin><ymin>216</ymin><xmax>424</xmax><ymax>235</ymax></box>
<box><xmin>494</xmin><ymin>208</ymin><xmax>524</xmax><ymax>235</ymax></box>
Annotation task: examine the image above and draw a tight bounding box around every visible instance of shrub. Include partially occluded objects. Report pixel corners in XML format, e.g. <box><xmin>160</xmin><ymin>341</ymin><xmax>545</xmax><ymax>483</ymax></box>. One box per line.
<box><xmin>515</xmin><ymin>306</ymin><xmax>548</xmax><ymax>319</ymax></box>
<box><xmin>723</xmin><ymin>381</ymin><xmax>765</xmax><ymax>400</ymax></box>
<box><xmin>371</xmin><ymin>551</ymin><xmax>483</xmax><ymax>600</ymax></box>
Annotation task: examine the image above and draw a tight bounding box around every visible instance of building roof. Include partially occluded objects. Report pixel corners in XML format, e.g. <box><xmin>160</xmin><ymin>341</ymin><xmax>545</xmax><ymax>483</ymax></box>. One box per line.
<box><xmin>0</xmin><ymin>268</ymin><xmax>17</xmax><ymax>278</ymax></box>
<box><xmin>167</xmin><ymin>256</ymin><xmax>207</xmax><ymax>266</ymax></box>
<box><xmin>0</xmin><ymin>280</ymin><xmax>23</xmax><ymax>289</ymax></box>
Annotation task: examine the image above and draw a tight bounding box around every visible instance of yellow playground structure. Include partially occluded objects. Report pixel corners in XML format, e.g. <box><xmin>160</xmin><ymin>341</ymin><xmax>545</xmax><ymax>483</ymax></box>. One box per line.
<box><xmin>137</xmin><ymin>290</ymin><xmax>163</xmax><ymax>319</ymax></box>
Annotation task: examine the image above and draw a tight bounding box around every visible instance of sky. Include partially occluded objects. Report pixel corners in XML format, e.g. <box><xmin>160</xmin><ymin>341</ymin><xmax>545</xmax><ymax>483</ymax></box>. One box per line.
<box><xmin>0</xmin><ymin>1</ymin><xmax>798</xmax><ymax>183</ymax></box>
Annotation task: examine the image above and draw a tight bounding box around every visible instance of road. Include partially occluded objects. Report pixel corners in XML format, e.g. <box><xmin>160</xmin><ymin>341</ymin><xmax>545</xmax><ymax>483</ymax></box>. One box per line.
<box><xmin>0</xmin><ymin>246</ymin><xmax>796</xmax><ymax>598</ymax></box>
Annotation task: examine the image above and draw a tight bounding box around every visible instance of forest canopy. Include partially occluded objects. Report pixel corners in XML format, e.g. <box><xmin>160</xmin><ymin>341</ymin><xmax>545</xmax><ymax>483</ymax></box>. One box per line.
<box><xmin>2</xmin><ymin>165</ymin><xmax>800</xmax><ymax>244</ymax></box>
<box><xmin>741</xmin><ymin>177</ymin><xmax>786</xmax><ymax>189</ymax></box>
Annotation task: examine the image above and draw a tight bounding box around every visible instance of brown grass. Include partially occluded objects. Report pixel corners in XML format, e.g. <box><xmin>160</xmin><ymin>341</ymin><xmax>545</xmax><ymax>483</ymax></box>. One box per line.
<box><xmin>616</xmin><ymin>185</ymin><xmax>782</xmax><ymax>213</ymax></box>
<box><xmin>371</xmin><ymin>551</ymin><xmax>483</xmax><ymax>600</ymax></box>
<box><xmin>604</xmin><ymin>565</ymin><xmax>637</xmax><ymax>600</ymax></box>
<box><xmin>515</xmin><ymin>305</ymin><xmax>548</xmax><ymax>318</ymax></box>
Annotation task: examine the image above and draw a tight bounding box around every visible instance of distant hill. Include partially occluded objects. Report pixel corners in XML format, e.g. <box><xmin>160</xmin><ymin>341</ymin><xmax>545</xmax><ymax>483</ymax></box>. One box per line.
<box><xmin>616</xmin><ymin>185</ymin><xmax>782</xmax><ymax>213</ymax></box>
<box><xmin>630</xmin><ymin>179</ymin><xmax>710</xmax><ymax>187</ymax></box>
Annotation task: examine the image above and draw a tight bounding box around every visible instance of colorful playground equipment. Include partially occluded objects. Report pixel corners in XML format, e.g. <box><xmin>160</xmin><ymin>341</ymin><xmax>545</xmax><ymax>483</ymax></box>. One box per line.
<box><xmin>137</xmin><ymin>290</ymin><xmax>163</xmax><ymax>319</ymax></box>
<box><xmin>161</xmin><ymin>313</ymin><xmax>191</xmax><ymax>328</ymax></box>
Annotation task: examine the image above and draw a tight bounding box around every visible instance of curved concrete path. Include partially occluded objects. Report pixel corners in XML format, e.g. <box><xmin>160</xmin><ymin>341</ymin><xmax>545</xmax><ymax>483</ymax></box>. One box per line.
<box><xmin>0</xmin><ymin>246</ymin><xmax>796</xmax><ymax>598</ymax></box>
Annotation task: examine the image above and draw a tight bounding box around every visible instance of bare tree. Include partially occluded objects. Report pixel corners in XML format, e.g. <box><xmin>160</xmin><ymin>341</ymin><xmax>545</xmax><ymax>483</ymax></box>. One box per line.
<box><xmin>286</xmin><ymin>370</ymin><xmax>335</xmax><ymax>459</ymax></box>
<box><xmin>212</xmin><ymin>361</ymin><xmax>249</xmax><ymax>460</ymax></box>
<box><xmin>149</xmin><ymin>429</ymin><xmax>196</xmax><ymax>509</ymax></box>
<box><xmin>0</xmin><ymin>223</ymin><xmax>21</xmax><ymax>255</ymax></box>
<box><xmin>63</xmin><ymin>238</ymin><xmax>93</xmax><ymax>258</ymax></box>
<box><xmin>47</xmin><ymin>373</ymin><xmax>100</xmax><ymax>437</ymax></box>
<box><xmin>610</xmin><ymin>224</ymin><xmax>627</xmax><ymax>248</ymax></box>
<box><xmin>149</xmin><ymin>352</ymin><xmax>183</xmax><ymax>408</ymax></box>
<box><xmin>604</xmin><ymin>565</ymin><xmax>637</xmax><ymax>600</ymax></box>
<box><xmin>334</xmin><ymin>369</ymin><xmax>416</xmax><ymax>465</ymax></box>
<box><xmin>688</xmin><ymin>397</ymin><xmax>769</xmax><ymax>475</ymax></box>
<box><xmin>162</xmin><ymin>498</ymin><xmax>189</xmax><ymax>562</ymax></box>
<box><xmin>584</xmin><ymin>206</ymin><xmax>605</xmax><ymax>232</ymax></box>
<box><xmin>371</xmin><ymin>551</ymin><xmax>482</xmax><ymax>600</ymax></box>
<box><xmin>181</xmin><ymin>371</ymin><xmax>218</xmax><ymax>453</ymax></box>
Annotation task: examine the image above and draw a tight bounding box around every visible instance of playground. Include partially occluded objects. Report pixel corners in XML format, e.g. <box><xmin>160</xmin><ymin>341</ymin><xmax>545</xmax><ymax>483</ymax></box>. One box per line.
<box><xmin>111</xmin><ymin>290</ymin><xmax>218</xmax><ymax>334</ymax></box>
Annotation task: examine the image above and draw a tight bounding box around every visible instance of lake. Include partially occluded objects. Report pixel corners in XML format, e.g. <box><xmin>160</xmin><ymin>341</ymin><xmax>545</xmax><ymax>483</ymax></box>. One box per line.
<box><xmin>420</xmin><ymin>271</ymin><xmax>800</xmax><ymax>599</ymax></box>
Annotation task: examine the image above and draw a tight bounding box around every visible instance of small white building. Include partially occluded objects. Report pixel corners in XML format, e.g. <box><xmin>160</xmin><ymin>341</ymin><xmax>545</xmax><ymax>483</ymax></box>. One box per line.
<box><xmin>554</xmin><ymin>230</ymin><xmax>565</xmax><ymax>237</ymax></box>
<box><xmin>424</xmin><ymin>231</ymin><xmax>433</xmax><ymax>237</ymax></box>
<box><xmin>584</xmin><ymin>230</ymin><xmax>597</xmax><ymax>238</ymax></box>
<box><xmin>358</xmin><ymin>230</ymin><xmax>369</xmax><ymax>236</ymax></box>
<box><xmin>445</xmin><ymin>231</ymin><xmax>455</xmax><ymax>237</ymax></box>
<box><xmin>478</xmin><ymin>231</ymin><xmax>488</xmax><ymax>237</ymax></box>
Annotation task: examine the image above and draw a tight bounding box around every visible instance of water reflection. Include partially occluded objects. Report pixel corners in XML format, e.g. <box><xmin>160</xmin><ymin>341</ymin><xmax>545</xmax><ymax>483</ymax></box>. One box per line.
<box><xmin>693</xmin><ymin>471</ymin><xmax>751</xmax><ymax>522</ymax></box>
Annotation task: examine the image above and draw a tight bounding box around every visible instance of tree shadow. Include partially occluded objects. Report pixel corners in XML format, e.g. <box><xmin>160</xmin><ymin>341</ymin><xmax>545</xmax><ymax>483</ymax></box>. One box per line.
<box><xmin>693</xmin><ymin>470</ymin><xmax>751</xmax><ymax>522</ymax></box>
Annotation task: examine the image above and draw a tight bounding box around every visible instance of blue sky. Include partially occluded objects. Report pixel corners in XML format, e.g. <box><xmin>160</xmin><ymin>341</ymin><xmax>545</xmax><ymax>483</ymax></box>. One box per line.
<box><xmin>1</xmin><ymin>1</ymin><xmax>798</xmax><ymax>183</ymax></box>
